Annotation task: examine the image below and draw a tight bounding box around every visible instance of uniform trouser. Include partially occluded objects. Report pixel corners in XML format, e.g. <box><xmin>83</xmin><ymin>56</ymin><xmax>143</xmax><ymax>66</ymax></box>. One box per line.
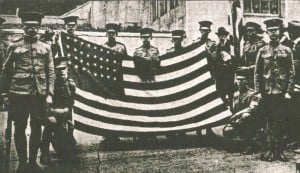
<box><xmin>9</xmin><ymin>94</ymin><xmax>46</xmax><ymax>163</ymax></box>
<box><xmin>40</xmin><ymin>125</ymin><xmax>53</xmax><ymax>156</ymax></box>
<box><xmin>261</xmin><ymin>94</ymin><xmax>287</xmax><ymax>151</ymax></box>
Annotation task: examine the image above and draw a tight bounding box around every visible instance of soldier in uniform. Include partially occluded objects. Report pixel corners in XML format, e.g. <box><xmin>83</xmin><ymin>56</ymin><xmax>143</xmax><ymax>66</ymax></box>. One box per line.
<box><xmin>238</xmin><ymin>22</ymin><xmax>265</xmax><ymax>89</ymax></box>
<box><xmin>166</xmin><ymin>30</ymin><xmax>186</xmax><ymax>53</ymax></box>
<box><xmin>255</xmin><ymin>19</ymin><xmax>295</xmax><ymax>162</ymax></box>
<box><xmin>133</xmin><ymin>28</ymin><xmax>159</xmax><ymax>82</ymax></box>
<box><xmin>63</xmin><ymin>16</ymin><xmax>79</xmax><ymax>36</ymax></box>
<box><xmin>101</xmin><ymin>23</ymin><xmax>127</xmax><ymax>145</ymax></box>
<box><xmin>102</xmin><ymin>23</ymin><xmax>127</xmax><ymax>54</ymax></box>
<box><xmin>195</xmin><ymin>20</ymin><xmax>213</xmax><ymax>45</ymax></box>
<box><xmin>1</xmin><ymin>12</ymin><xmax>55</xmax><ymax>172</ymax></box>
<box><xmin>40</xmin><ymin>57</ymin><xmax>76</xmax><ymax>163</ymax></box>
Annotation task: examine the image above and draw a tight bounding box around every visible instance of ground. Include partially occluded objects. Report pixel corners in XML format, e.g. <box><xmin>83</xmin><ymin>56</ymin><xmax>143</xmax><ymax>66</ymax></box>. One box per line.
<box><xmin>1</xmin><ymin>111</ymin><xmax>300</xmax><ymax>173</ymax></box>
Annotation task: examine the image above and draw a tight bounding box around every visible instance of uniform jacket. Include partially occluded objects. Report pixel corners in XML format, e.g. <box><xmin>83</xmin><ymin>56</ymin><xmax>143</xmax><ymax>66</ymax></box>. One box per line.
<box><xmin>254</xmin><ymin>42</ymin><xmax>295</xmax><ymax>95</ymax></box>
<box><xmin>103</xmin><ymin>41</ymin><xmax>127</xmax><ymax>55</ymax></box>
<box><xmin>2</xmin><ymin>36</ymin><xmax>55</xmax><ymax>96</ymax></box>
<box><xmin>133</xmin><ymin>45</ymin><xmax>159</xmax><ymax>82</ymax></box>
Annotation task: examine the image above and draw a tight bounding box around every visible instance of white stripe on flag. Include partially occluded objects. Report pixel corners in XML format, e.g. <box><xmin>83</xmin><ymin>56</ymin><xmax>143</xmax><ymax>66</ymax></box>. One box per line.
<box><xmin>123</xmin><ymin>58</ymin><xmax>207</xmax><ymax>82</ymax></box>
<box><xmin>74</xmin><ymin>97</ymin><xmax>224</xmax><ymax>122</ymax></box>
<box><xmin>124</xmin><ymin>72</ymin><xmax>211</xmax><ymax>97</ymax></box>
<box><xmin>76</xmin><ymin>85</ymin><xmax>216</xmax><ymax>110</ymax></box>
<box><xmin>160</xmin><ymin>44</ymin><xmax>206</xmax><ymax>67</ymax></box>
<box><xmin>73</xmin><ymin>109</ymin><xmax>232</xmax><ymax>132</ymax></box>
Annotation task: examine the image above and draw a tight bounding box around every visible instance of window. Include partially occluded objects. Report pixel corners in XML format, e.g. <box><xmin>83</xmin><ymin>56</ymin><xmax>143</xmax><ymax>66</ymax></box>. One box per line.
<box><xmin>170</xmin><ymin>0</ymin><xmax>179</xmax><ymax>10</ymax></box>
<box><xmin>244</xmin><ymin>0</ymin><xmax>280</xmax><ymax>15</ymax></box>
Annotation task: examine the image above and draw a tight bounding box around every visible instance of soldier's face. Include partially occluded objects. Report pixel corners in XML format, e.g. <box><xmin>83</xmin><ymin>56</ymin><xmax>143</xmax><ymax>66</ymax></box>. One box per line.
<box><xmin>246</xmin><ymin>29</ymin><xmax>256</xmax><ymax>38</ymax></box>
<box><xmin>267</xmin><ymin>28</ymin><xmax>280</xmax><ymax>41</ymax></box>
<box><xmin>141</xmin><ymin>36</ymin><xmax>151</xmax><ymax>44</ymax></box>
<box><xmin>107</xmin><ymin>31</ymin><xmax>117</xmax><ymax>40</ymax></box>
<box><xmin>56</xmin><ymin>68</ymin><xmax>68</xmax><ymax>80</ymax></box>
<box><xmin>218</xmin><ymin>35</ymin><xmax>227</xmax><ymax>42</ymax></box>
<box><xmin>172</xmin><ymin>37</ymin><xmax>183</xmax><ymax>45</ymax></box>
<box><xmin>65</xmin><ymin>23</ymin><xmax>77</xmax><ymax>34</ymax></box>
<box><xmin>24</xmin><ymin>23</ymin><xmax>40</xmax><ymax>37</ymax></box>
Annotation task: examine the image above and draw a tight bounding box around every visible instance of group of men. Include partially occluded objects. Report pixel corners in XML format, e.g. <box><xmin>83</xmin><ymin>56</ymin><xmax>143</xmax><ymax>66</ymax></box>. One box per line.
<box><xmin>0</xmin><ymin>9</ymin><xmax>300</xmax><ymax>173</ymax></box>
<box><xmin>0</xmin><ymin>13</ymin><xmax>78</xmax><ymax>173</ymax></box>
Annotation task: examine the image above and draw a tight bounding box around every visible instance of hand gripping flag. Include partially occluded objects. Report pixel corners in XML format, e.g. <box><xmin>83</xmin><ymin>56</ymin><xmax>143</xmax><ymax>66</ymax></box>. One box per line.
<box><xmin>60</xmin><ymin>32</ymin><xmax>232</xmax><ymax>137</ymax></box>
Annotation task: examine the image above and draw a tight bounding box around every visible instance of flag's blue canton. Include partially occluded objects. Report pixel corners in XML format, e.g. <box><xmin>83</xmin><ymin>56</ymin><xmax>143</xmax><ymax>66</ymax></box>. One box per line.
<box><xmin>61</xmin><ymin>32</ymin><xmax>124</xmax><ymax>98</ymax></box>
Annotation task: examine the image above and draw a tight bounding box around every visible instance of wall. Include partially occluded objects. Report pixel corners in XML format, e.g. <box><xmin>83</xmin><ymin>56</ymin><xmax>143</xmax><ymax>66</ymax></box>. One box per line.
<box><xmin>0</xmin><ymin>15</ymin><xmax>86</xmax><ymax>25</ymax></box>
<box><xmin>90</xmin><ymin>0</ymin><xmax>152</xmax><ymax>30</ymax></box>
<box><xmin>61</xmin><ymin>1</ymin><xmax>92</xmax><ymax>25</ymax></box>
<box><xmin>185</xmin><ymin>0</ymin><xmax>232</xmax><ymax>44</ymax></box>
<box><xmin>151</xmin><ymin>0</ymin><xmax>186</xmax><ymax>32</ymax></box>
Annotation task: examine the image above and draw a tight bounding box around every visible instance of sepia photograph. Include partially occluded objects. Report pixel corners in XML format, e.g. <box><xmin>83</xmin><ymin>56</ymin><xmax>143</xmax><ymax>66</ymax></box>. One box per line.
<box><xmin>0</xmin><ymin>0</ymin><xmax>300</xmax><ymax>172</ymax></box>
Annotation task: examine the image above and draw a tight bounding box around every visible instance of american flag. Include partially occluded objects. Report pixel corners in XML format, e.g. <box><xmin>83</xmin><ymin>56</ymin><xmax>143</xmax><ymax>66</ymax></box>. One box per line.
<box><xmin>60</xmin><ymin>32</ymin><xmax>232</xmax><ymax>136</ymax></box>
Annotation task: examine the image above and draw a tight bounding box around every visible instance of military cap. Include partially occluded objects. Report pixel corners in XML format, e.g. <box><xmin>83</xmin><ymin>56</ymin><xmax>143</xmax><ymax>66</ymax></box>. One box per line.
<box><xmin>171</xmin><ymin>30</ymin><xmax>186</xmax><ymax>38</ymax></box>
<box><xmin>62</xmin><ymin>16</ymin><xmax>79</xmax><ymax>25</ymax></box>
<box><xmin>215</xmin><ymin>27</ymin><xmax>229</xmax><ymax>36</ymax></box>
<box><xmin>288</xmin><ymin>20</ymin><xmax>300</xmax><ymax>30</ymax></box>
<box><xmin>244</xmin><ymin>22</ymin><xmax>261</xmax><ymax>31</ymax></box>
<box><xmin>54</xmin><ymin>57</ymin><xmax>68</xmax><ymax>69</ymax></box>
<box><xmin>105</xmin><ymin>23</ymin><xmax>120</xmax><ymax>33</ymax></box>
<box><xmin>19</xmin><ymin>12</ymin><xmax>44</xmax><ymax>25</ymax></box>
<box><xmin>199</xmin><ymin>20</ymin><xmax>212</xmax><ymax>30</ymax></box>
<box><xmin>0</xmin><ymin>17</ymin><xmax>5</xmax><ymax>25</ymax></box>
<box><xmin>140</xmin><ymin>28</ymin><xmax>153</xmax><ymax>37</ymax></box>
<box><xmin>264</xmin><ymin>19</ymin><xmax>283</xmax><ymax>30</ymax></box>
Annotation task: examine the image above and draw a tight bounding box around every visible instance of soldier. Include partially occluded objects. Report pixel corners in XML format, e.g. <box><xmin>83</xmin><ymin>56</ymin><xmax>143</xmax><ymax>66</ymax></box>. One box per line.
<box><xmin>255</xmin><ymin>19</ymin><xmax>295</xmax><ymax>162</ymax></box>
<box><xmin>102</xmin><ymin>23</ymin><xmax>127</xmax><ymax>54</ymax></box>
<box><xmin>1</xmin><ymin>12</ymin><xmax>55</xmax><ymax>172</ymax></box>
<box><xmin>133</xmin><ymin>28</ymin><xmax>159</xmax><ymax>82</ymax></box>
<box><xmin>63</xmin><ymin>16</ymin><xmax>79</xmax><ymax>36</ymax></box>
<box><xmin>238</xmin><ymin>22</ymin><xmax>265</xmax><ymax>89</ymax></box>
<box><xmin>215</xmin><ymin>27</ymin><xmax>235</xmax><ymax>110</ymax></box>
<box><xmin>195</xmin><ymin>20</ymin><xmax>213</xmax><ymax>45</ymax></box>
<box><xmin>40</xmin><ymin>57</ymin><xmax>76</xmax><ymax>164</ymax></box>
<box><xmin>166</xmin><ymin>30</ymin><xmax>186</xmax><ymax>53</ymax></box>
<box><xmin>101</xmin><ymin>23</ymin><xmax>127</xmax><ymax>145</ymax></box>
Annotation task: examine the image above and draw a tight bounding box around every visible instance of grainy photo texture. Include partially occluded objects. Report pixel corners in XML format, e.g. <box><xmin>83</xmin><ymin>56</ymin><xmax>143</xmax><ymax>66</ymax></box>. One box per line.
<box><xmin>1</xmin><ymin>0</ymin><xmax>300</xmax><ymax>173</ymax></box>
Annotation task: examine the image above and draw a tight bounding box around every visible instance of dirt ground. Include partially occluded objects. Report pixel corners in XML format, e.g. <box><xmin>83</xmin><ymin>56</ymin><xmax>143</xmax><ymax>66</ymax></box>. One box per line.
<box><xmin>41</xmin><ymin>135</ymin><xmax>300</xmax><ymax>173</ymax></box>
<box><xmin>1</xmin><ymin>112</ymin><xmax>300</xmax><ymax>173</ymax></box>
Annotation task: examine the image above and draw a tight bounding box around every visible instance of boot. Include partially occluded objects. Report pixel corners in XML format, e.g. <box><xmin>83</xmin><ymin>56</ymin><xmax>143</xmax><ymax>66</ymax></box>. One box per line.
<box><xmin>274</xmin><ymin>150</ymin><xmax>289</xmax><ymax>162</ymax></box>
<box><xmin>16</xmin><ymin>162</ymin><xmax>27</xmax><ymax>173</ymax></box>
<box><xmin>260</xmin><ymin>150</ymin><xmax>276</xmax><ymax>162</ymax></box>
<box><xmin>27</xmin><ymin>162</ymin><xmax>43</xmax><ymax>173</ymax></box>
<box><xmin>243</xmin><ymin>145</ymin><xmax>254</xmax><ymax>155</ymax></box>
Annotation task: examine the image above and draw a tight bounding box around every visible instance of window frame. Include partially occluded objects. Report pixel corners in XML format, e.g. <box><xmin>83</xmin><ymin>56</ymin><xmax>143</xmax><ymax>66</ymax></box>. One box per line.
<box><xmin>243</xmin><ymin>0</ymin><xmax>281</xmax><ymax>17</ymax></box>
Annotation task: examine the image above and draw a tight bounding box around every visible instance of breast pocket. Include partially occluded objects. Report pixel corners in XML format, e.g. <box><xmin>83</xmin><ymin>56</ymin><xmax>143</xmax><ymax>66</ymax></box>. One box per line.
<box><xmin>276</xmin><ymin>53</ymin><xmax>288</xmax><ymax>67</ymax></box>
<box><xmin>262</xmin><ymin>53</ymin><xmax>273</xmax><ymax>68</ymax></box>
